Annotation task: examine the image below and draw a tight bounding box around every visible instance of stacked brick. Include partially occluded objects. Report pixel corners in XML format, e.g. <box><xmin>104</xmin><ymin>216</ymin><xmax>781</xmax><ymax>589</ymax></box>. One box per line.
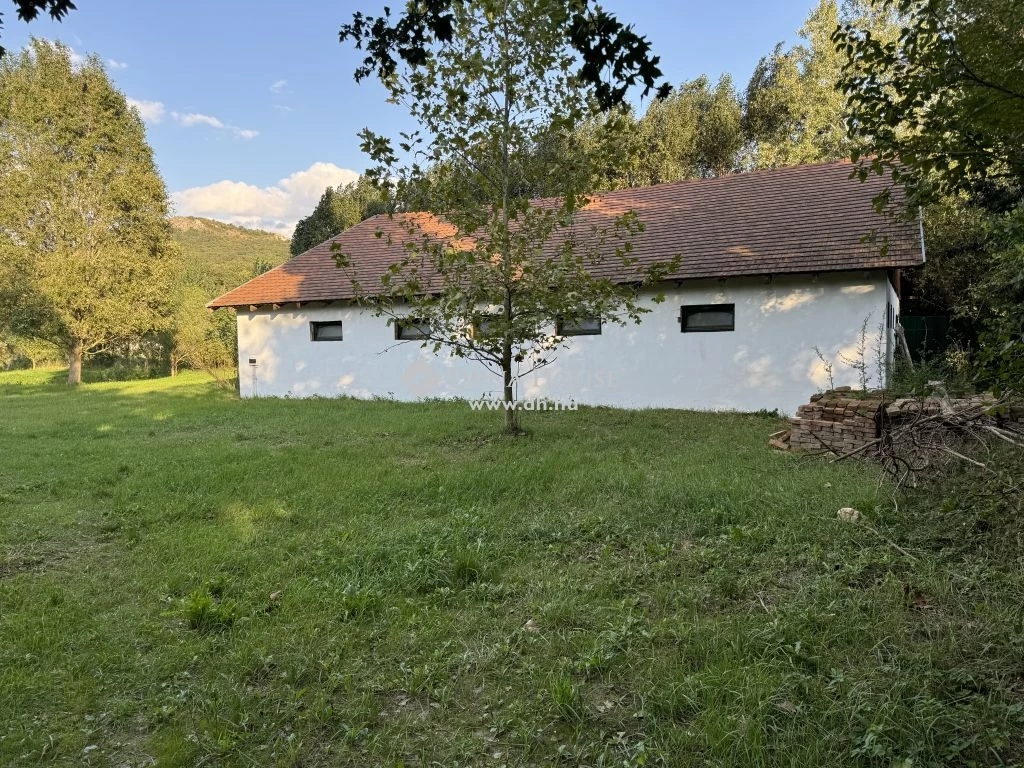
<box><xmin>787</xmin><ymin>388</ymin><xmax>882</xmax><ymax>454</ymax></box>
<box><xmin>782</xmin><ymin>390</ymin><xmax>1023</xmax><ymax>454</ymax></box>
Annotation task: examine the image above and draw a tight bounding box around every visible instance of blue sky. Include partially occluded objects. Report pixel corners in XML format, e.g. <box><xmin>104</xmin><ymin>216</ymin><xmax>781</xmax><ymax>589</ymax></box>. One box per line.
<box><xmin>4</xmin><ymin>0</ymin><xmax>816</xmax><ymax>234</ymax></box>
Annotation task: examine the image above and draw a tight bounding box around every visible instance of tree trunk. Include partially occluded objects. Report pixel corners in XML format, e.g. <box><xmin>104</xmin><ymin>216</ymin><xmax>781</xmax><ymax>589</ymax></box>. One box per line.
<box><xmin>170</xmin><ymin>357</ymin><xmax>179</xmax><ymax>377</ymax></box>
<box><xmin>67</xmin><ymin>340</ymin><xmax>83</xmax><ymax>386</ymax></box>
<box><xmin>502</xmin><ymin>334</ymin><xmax>518</xmax><ymax>433</ymax></box>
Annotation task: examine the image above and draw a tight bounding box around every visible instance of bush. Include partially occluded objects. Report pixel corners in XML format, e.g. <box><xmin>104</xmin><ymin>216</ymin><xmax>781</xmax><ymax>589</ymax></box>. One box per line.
<box><xmin>83</xmin><ymin>361</ymin><xmax>167</xmax><ymax>383</ymax></box>
<box><xmin>886</xmin><ymin>350</ymin><xmax>975</xmax><ymax>398</ymax></box>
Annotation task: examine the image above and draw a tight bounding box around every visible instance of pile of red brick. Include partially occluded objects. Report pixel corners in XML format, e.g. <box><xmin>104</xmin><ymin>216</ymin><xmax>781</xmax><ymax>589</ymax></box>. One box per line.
<box><xmin>786</xmin><ymin>388</ymin><xmax>882</xmax><ymax>453</ymax></box>
<box><xmin>778</xmin><ymin>390</ymin><xmax>1022</xmax><ymax>454</ymax></box>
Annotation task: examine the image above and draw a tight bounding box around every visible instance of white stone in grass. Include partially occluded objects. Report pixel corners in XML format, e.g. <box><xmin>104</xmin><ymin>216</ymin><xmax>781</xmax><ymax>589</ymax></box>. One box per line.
<box><xmin>523</xmin><ymin>618</ymin><xmax>539</xmax><ymax>633</ymax></box>
<box><xmin>837</xmin><ymin>507</ymin><xmax>861</xmax><ymax>523</ymax></box>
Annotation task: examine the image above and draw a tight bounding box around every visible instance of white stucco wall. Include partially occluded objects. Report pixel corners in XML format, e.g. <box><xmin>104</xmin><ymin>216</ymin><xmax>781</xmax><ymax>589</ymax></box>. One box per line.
<box><xmin>235</xmin><ymin>270</ymin><xmax>897</xmax><ymax>414</ymax></box>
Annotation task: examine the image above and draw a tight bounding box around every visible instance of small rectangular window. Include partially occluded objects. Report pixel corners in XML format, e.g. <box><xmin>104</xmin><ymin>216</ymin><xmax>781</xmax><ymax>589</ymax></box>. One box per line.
<box><xmin>557</xmin><ymin>316</ymin><xmax>602</xmax><ymax>336</ymax></box>
<box><xmin>680</xmin><ymin>304</ymin><xmax>734</xmax><ymax>333</ymax></box>
<box><xmin>395</xmin><ymin>318</ymin><xmax>431</xmax><ymax>340</ymax></box>
<box><xmin>310</xmin><ymin>320</ymin><xmax>343</xmax><ymax>341</ymax></box>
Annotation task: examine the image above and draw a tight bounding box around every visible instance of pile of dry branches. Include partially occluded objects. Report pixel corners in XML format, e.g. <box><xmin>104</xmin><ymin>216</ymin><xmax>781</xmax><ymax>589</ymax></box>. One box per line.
<box><xmin>832</xmin><ymin>386</ymin><xmax>1024</xmax><ymax>491</ymax></box>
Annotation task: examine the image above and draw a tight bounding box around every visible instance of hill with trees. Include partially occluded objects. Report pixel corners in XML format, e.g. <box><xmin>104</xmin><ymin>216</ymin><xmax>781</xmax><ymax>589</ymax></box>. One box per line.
<box><xmin>163</xmin><ymin>217</ymin><xmax>289</xmax><ymax>377</ymax></box>
<box><xmin>170</xmin><ymin>216</ymin><xmax>289</xmax><ymax>293</ymax></box>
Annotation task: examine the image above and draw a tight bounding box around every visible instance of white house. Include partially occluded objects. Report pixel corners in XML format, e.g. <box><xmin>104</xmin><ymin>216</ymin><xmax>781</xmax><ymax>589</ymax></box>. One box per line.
<box><xmin>209</xmin><ymin>161</ymin><xmax>924</xmax><ymax>414</ymax></box>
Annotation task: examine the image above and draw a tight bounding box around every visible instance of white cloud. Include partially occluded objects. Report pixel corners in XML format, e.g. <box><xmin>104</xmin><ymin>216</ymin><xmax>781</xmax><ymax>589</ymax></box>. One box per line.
<box><xmin>106</xmin><ymin>58</ymin><xmax>128</xmax><ymax>70</ymax></box>
<box><xmin>172</xmin><ymin>111</ymin><xmax>258</xmax><ymax>140</ymax></box>
<box><xmin>273</xmin><ymin>105</ymin><xmax>293</xmax><ymax>114</ymax></box>
<box><xmin>171</xmin><ymin>162</ymin><xmax>362</xmax><ymax>236</ymax></box>
<box><xmin>270</xmin><ymin>79</ymin><xmax>287</xmax><ymax>93</ymax></box>
<box><xmin>173</xmin><ymin>111</ymin><xmax>225</xmax><ymax>129</ymax></box>
<box><xmin>126</xmin><ymin>98</ymin><xmax>166</xmax><ymax>124</ymax></box>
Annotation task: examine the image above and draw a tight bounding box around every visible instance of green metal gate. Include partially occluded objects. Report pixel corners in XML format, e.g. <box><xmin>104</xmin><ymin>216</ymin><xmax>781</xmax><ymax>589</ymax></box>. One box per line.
<box><xmin>901</xmin><ymin>315</ymin><xmax>949</xmax><ymax>361</ymax></box>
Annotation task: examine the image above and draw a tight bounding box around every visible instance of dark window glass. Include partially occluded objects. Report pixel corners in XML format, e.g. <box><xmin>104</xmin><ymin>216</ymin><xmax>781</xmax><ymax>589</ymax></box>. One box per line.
<box><xmin>310</xmin><ymin>321</ymin><xmax>343</xmax><ymax>341</ymax></box>
<box><xmin>680</xmin><ymin>304</ymin><xmax>735</xmax><ymax>332</ymax></box>
<box><xmin>396</xmin><ymin>318</ymin><xmax>431</xmax><ymax>340</ymax></box>
<box><xmin>557</xmin><ymin>316</ymin><xmax>602</xmax><ymax>336</ymax></box>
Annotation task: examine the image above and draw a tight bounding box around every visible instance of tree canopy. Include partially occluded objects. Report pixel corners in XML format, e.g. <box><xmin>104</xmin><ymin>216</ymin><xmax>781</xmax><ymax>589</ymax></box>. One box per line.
<box><xmin>0</xmin><ymin>0</ymin><xmax>75</xmax><ymax>57</ymax></box>
<box><xmin>835</xmin><ymin>0</ymin><xmax>1024</xmax><ymax>206</ymax></box>
<box><xmin>745</xmin><ymin>0</ymin><xmax>852</xmax><ymax>168</ymax></box>
<box><xmin>834</xmin><ymin>0</ymin><xmax>1024</xmax><ymax>386</ymax></box>
<box><xmin>290</xmin><ymin>177</ymin><xmax>389</xmax><ymax>256</ymax></box>
<box><xmin>521</xmin><ymin>0</ymin><xmax>894</xmax><ymax>195</ymax></box>
<box><xmin>638</xmin><ymin>75</ymin><xmax>745</xmax><ymax>181</ymax></box>
<box><xmin>339</xmin><ymin>0</ymin><xmax>670</xmax><ymax>110</ymax></box>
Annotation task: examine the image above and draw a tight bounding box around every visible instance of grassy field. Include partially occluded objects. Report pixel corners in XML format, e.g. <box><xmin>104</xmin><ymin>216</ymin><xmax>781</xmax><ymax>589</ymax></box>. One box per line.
<box><xmin>0</xmin><ymin>371</ymin><xmax>1021</xmax><ymax>767</ymax></box>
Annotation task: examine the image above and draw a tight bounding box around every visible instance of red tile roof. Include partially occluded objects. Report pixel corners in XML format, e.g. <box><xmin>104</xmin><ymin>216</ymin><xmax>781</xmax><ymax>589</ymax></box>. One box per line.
<box><xmin>209</xmin><ymin>160</ymin><xmax>923</xmax><ymax>309</ymax></box>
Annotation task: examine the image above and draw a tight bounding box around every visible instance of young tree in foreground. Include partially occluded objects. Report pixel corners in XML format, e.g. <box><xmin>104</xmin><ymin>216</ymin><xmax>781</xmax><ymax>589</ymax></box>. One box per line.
<box><xmin>0</xmin><ymin>40</ymin><xmax>179</xmax><ymax>385</ymax></box>
<box><xmin>339</xmin><ymin>0</ymin><xmax>679</xmax><ymax>432</ymax></box>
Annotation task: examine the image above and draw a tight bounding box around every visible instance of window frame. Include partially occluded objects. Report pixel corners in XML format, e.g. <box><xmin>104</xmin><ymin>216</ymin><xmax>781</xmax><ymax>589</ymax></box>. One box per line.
<box><xmin>309</xmin><ymin>320</ymin><xmax>344</xmax><ymax>342</ymax></box>
<box><xmin>556</xmin><ymin>316</ymin><xmax>602</xmax><ymax>336</ymax></box>
<box><xmin>679</xmin><ymin>303</ymin><xmax>735</xmax><ymax>333</ymax></box>
<box><xmin>394</xmin><ymin>317</ymin><xmax>432</xmax><ymax>341</ymax></box>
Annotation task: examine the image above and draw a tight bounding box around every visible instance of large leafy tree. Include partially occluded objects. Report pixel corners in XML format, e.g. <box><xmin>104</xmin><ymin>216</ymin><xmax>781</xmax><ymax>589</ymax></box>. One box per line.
<box><xmin>0</xmin><ymin>39</ymin><xmax>179</xmax><ymax>385</ymax></box>
<box><xmin>835</xmin><ymin>0</ymin><xmax>1024</xmax><ymax>206</ymax></box>
<box><xmin>290</xmin><ymin>177</ymin><xmax>389</xmax><ymax>256</ymax></box>
<box><xmin>744</xmin><ymin>0</ymin><xmax>890</xmax><ymax>169</ymax></box>
<box><xmin>640</xmin><ymin>75</ymin><xmax>744</xmax><ymax>181</ymax></box>
<box><xmin>339</xmin><ymin>0</ymin><xmax>678</xmax><ymax>432</ymax></box>
<box><xmin>835</xmin><ymin>0</ymin><xmax>1024</xmax><ymax>385</ymax></box>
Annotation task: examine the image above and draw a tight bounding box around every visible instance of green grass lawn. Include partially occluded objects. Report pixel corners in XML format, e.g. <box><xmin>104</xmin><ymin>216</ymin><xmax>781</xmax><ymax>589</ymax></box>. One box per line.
<box><xmin>1</xmin><ymin>371</ymin><xmax>1021</xmax><ymax>767</ymax></box>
